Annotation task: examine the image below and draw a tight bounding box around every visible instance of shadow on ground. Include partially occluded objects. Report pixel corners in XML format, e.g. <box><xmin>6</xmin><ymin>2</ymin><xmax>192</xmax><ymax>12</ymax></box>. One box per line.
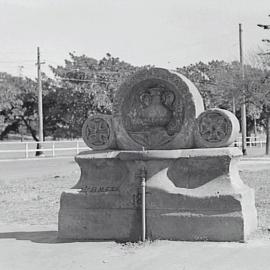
<box><xmin>0</xmin><ymin>231</ymin><xmax>110</xmax><ymax>244</ymax></box>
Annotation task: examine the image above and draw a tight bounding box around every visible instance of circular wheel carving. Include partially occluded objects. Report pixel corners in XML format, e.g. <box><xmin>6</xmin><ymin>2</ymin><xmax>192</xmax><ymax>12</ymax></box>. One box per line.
<box><xmin>194</xmin><ymin>109</ymin><xmax>240</xmax><ymax>148</ymax></box>
<box><xmin>82</xmin><ymin>115</ymin><xmax>115</xmax><ymax>150</ymax></box>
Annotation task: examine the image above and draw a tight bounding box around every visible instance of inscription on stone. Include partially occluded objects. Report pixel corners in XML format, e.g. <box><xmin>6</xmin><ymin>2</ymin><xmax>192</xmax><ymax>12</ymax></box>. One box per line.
<box><xmin>132</xmin><ymin>188</ymin><xmax>142</xmax><ymax>207</ymax></box>
<box><xmin>81</xmin><ymin>186</ymin><xmax>119</xmax><ymax>193</ymax></box>
<box><xmin>132</xmin><ymin>168</ymin><xmax>150</xmax><ymax>207</ymax></box>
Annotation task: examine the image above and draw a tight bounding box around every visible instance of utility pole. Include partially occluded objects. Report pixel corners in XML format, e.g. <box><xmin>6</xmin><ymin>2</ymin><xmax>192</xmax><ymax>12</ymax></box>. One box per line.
<box><xmin>232</xmin><ymin>95</ymin><xmax>237</xmax><ymax>147</ymax></box>
<box><xmin>239</xmin><ymin>23</ymin><xmax>247</xmax><ymax>155</ymax></box>
<box><xmin>258</xmin><ymin>18</ymin><xmax>270</xmax><ymax>155</ymax></box>
<box><xmin>37</xmin><ymin>47</ymin><xmax>44</xmax><ymax>142</ymax></box>
<box><xmin>18</xmin><ymin>65</ymin><xmax>25</xmax><ymax>142</ymax></box>
<box><xmin>36</xmin><ymin>47</ymin><xmax>45</xmax><ymax>155</ymax></box>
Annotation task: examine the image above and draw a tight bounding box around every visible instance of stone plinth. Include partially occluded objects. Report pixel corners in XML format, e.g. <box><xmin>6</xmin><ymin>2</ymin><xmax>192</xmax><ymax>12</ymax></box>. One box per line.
<box><xmin>58</xmin><ymin>147</ymin><xmax>257</xmax><ymax>242</ymax></box>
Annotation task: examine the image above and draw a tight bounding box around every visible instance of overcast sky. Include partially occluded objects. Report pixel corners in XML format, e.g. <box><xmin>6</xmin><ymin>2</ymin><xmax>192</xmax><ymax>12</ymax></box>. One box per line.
<box><xmin>0</xmin><ymin>0</ymin><xmax>269</xmax><ymax>78</ymax></box>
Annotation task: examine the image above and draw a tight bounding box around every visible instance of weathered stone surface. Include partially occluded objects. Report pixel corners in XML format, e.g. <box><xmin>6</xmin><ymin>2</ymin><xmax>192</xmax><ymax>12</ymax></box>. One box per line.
<box><xmin>59</xmin><ymin>67</ymin><xmax>257</xmax><ymax>242</ymax></box>
<box><xmin>82</xmin><ymin>114</ymin><xmax>115</xmax><ymax>150</ymax></box>
<box><xmin>112</xmin><ymin>68</ymin><xmax>204</xmax><ymax>150</ymax></box>
<box><xmin>194</xmin><ymin>108</ymin><xmax>240</xmax><ymax>148</ymax></box>
<box><xmin>58</xmin><ymin>148</ymin><xmax>257</xmax><ymax>241</ymax></box>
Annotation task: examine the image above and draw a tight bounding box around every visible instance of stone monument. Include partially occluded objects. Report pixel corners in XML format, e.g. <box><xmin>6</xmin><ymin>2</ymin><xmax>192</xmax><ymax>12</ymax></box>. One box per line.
<box><xmin>58</xmin><ymin>67</ymin><xmax>257</xmax><ymax>242</ymax></box>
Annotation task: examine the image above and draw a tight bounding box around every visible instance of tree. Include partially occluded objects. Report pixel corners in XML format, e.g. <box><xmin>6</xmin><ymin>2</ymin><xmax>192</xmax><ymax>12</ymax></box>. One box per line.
<box><xmin>43</xmin><ymin>86</ymin><xmax>93</xmax><ymax>139</ymax></box>
<box><xmin>177</xmin><ymin>60</ymin><xmax>269</xmax><ymax>142</ymax></box>
<box><xmin>0</xmin><ymin>53</ymin><xmax>148</xmax><ymax>141</ymax></box>
<box><xmin>257</xmin><ymin>16</ymin><xmax>270</xmax><ymax>154</ymax></box>
<box><xmin>50</xmin><ymin>53</ymin><xmax>141</xmax><ymax>113</ymax></box>
<box><xmin>47</xmin><ymin>53</ymin><xmax>145</xmax><ymax>138</ymax></box>
<box><xmin>0</xmin><ymin>73</ymin><xmax>38</xmax><ymax>140</ymax></box>
<box><xmin>177</xmin><ymin>61</ymin><xmax>216</xmax><ymax>109</ymax></box>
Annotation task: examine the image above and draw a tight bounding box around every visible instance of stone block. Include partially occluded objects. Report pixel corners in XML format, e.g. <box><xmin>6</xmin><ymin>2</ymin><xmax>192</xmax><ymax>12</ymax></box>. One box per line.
<box><xmin>58</xmin><ymin>148</ymin><xmax>257</xmax><ymax>242</ymax></box>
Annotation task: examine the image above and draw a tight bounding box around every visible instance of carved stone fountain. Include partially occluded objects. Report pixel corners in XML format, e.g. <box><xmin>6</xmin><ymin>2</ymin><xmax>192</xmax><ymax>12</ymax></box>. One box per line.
<box><xmin>58</xmin><ymin>68</ymin><xmax>257</xmax><ymax>242</ymax></box>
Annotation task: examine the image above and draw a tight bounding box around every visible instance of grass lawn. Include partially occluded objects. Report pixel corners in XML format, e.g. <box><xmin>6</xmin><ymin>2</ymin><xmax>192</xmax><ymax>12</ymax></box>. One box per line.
<box><xmin>0</xmin><ymin>157</ymin><xmax>269</xmax><ymax>241</ymax></box>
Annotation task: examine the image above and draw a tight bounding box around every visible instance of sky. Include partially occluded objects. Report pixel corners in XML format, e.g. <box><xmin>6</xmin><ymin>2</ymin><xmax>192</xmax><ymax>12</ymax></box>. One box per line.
<box><xmin>0</xmin><ymin>0</ymin><xmax>269</xmax><ymax>78</ymax></box>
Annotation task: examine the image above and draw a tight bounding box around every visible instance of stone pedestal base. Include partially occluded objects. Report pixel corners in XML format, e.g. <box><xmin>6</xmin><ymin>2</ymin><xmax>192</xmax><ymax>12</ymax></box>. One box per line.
<box><xmin>58</xmin><ymin>148</ymin><xmax>257</xmax><ymax>242</ymax></box>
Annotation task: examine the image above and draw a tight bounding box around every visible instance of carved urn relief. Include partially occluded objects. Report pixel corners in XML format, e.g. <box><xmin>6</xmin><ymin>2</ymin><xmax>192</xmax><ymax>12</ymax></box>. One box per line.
<box><xmin>110</xmin><ymin>68</ymin><xmax>205</xmax><ymax>150</ymax></box>
<box><xmin>134</xmin><ymin>87</ymin><xmax>173</xmax><ymax>128</ymax></box>
<box><xmin>122</xmin><ymin>85</ymin><xmax>182</xmax><ymax>148</ymax></box>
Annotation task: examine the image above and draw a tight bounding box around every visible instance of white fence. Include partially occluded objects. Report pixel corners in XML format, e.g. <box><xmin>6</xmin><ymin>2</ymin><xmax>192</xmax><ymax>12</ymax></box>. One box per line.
<box><xmin>0</xmin><ymin>140</ymin><xmax>89</xmax><ymax>159</ymax></box>
<box><xmin>235</xmin><ymin>136</ymin><xmax>266</xmax><ymax>148</ymax></box>
<box><xmin>0</xmin><ymin>136</ymin><xmax>267</xmax><ymax>160</ymax></box>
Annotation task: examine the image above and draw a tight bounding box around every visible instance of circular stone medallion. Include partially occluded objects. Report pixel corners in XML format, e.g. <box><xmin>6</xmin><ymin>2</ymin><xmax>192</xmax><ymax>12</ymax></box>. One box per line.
<box><xmin>82</xmin><ymin>115</ymin><xmax>115</xmax><ymax>150</ymax></box>
<box><xmin>194</xmin><ymin>108</ymin><xmax>240</xmax><ymax>148</ymax></box>
<box><xmin>113</xmin><ymin>68</ymin><xmax>204</xmax><ymax>150</ymax></box>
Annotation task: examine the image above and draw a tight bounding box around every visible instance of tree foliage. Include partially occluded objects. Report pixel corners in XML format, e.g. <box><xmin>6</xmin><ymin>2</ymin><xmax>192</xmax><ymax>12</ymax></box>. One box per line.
<box><xmin>50</xmin><ymin>53</ymin><xmax>141</xmax><ymax>114</ymax></box>
<box><xmin>177</xmin><ymin>60</ymin><xmax>270</xmax><ymax>136</ymax></box>
<box><xmin>42</xmin><ymin>53</ymin><xmax>145</xmax><ymax>138</ymax></box>
<box><xmin>0</xmin><ymin>73</ymin><xmax>39</xmax><ymax>140</ymax></box>
<box><xmin>0</xmin><ymin>53</ymin><xmax>144</xmax><ymax>140</ymax></box>
<box><xmin>1</xmin><ymin>53</ymin><xmax>270</xmax><ymax>147</ymax></box>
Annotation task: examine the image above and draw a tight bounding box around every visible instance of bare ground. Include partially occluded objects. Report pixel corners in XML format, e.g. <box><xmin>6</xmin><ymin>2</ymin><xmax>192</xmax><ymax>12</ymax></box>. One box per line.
<box><xmin>0</xmin><ymin>158</ymin><xmax>79</xmax><ymax>225</ymax></box>
<box><xmin>240</xmin><ymin>169</ymin><xmax>270</xmax><ymax>240</ymax></box>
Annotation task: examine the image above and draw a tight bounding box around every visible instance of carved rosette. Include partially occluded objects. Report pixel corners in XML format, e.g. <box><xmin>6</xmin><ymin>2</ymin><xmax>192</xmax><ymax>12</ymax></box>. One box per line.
<box><xmin>113</xmin><ymin>68</ymin><xmax>204</xmax><ymax>150</ymax></box>
<box><xmin>82</xmin><ymin>115</ymin><xmax>115</xmax><ymax>150</ymax></box>
<box><xmin>194</xmin><ymin>109</ymin><xmax>240</xmax><ymax>148</ymax></box>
